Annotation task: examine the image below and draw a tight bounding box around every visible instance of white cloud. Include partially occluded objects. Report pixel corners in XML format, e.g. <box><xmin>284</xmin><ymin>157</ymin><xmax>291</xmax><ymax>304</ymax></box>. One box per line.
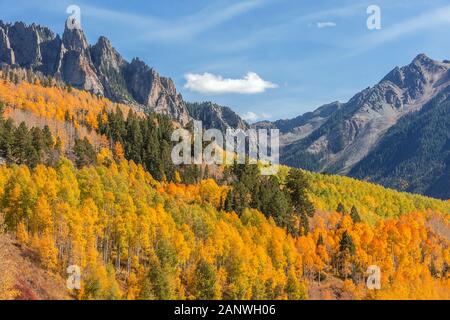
<box><xmin>184</xmin><ymin>72</ymin><xmax>278</xmax><ymax>94</ymax></box>
<box><xmin>241</xmin><ymin>112</ymin><xmax>271</xmax><ymax>122</ymax></box>
<box><xmin>316</xmin><ymin>21</ymin><xmax>336</xmax><ymax>28</ymax></box>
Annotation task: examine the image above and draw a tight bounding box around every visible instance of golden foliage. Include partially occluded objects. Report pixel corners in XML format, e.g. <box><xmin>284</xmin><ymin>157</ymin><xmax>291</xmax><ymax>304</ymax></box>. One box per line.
<box><xmin>0</xmin><ymin>159</ymin><xmax>448</xmax><ymax>300</ymax></box>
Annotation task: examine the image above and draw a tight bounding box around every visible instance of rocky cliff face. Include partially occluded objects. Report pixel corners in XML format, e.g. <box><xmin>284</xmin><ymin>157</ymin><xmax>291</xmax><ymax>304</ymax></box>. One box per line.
<box><xmin>60</xmin><ymin>24</ymin><xmax>104</xmax><ymax>95</ymax></box>
<box><xmin>186</xmin><ymin>101</ymin><xmax>249</xmax><ymax>131</ymax></box>
<box><xmin>0</xmin><ymin>20</ymin><xmax>190</xmax><ymax>125</ymax></box>
<box><xmin>90</xmin><ymin>36</ymin><xmax>130</xmax><ymax>102</ymax></box>
<box><xmin>267</xmin><ymin>54</ymin><xmax>450</xmax><ymax>174</ymax></box>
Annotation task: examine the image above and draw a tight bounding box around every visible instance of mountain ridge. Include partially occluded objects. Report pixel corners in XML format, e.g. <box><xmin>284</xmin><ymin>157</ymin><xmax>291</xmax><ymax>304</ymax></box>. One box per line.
<box><xmin>2</xmin><ymin>19</ymin><xmax>450</xmax><ymax>199</ymax></box>
<box><xmin>0</xmin><ymin>20</ymin><xmax>191</xmax><ymax>124</ymax></box>
<box><xmin>264</xmin><ymin>54</ymin><xmax>450</xmax><ymax>176</ymax></box>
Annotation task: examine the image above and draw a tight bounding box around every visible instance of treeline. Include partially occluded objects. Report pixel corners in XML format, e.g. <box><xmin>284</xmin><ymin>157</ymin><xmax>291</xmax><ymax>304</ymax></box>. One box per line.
<box><xmin>97</xmin><ymin>108</ymin><xmax>175</xmax><ymax>181</ymax></box>
<box><xmin>223</xmin><ymin>163</ymin><xmax>314</xmax><ymax>236</ymax></box>
<box><xmin>0</xmin><ymin>102</ymin><xmax>60</xmax><ymax>167</ymax></box>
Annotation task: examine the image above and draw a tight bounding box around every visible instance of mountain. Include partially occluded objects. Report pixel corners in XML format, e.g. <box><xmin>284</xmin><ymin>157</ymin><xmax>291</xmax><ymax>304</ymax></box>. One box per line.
<box><xmin>1</xmin><ymin>29</ymin><xmax>450</xmax><ymax>300</ymax></box>
<box><xmin>349</xmin><ymin>86</ymin><xmax>450</xmax><ymax>199</ymax></box>
<box><xmin>2</xmin><ymin>19</ymin><xmax>450</xmax><ymax>199</ymax></box>
<box><xmin>253</xmin><ymin>101</ymin><xmax>342</xmax><ymax>146</ymax></box>
<box><xmin>186</xmin><ymin>101</ymin><xmax>249</xmax><ymax>131</ymax></box>
<box><xmin>0</xmin><ymin>20</ymin><xmax>190</xmax><ymax>124</ymax></box>
<box><xmin>263</xmin><ymin>54</ymin><xmax>450</xmax><ymax>182</ymax></box>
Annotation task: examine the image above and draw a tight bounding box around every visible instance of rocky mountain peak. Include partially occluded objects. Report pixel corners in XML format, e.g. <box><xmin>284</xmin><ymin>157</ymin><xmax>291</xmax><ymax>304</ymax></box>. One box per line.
<box><xmin>62</xmin><ymin>22</ymin><xmax>89</xmax><ymax>53</ymax></box>
<box><xmin>91</xmin><ymin>36</ymin><xmax>124</xmax><ymax>70</ymax></box>
<box><xmin>279</xmin><ymin>53</ymin><xmax>450</xmax><ymax>175</ymax></box>
<box><xmin>96</xmin><ymin>35</ymin><xmax>111</xmax><ymax>47</ymax></box>
<box><xmin>0</xmin><ymin>24</ymin><xmax>14</xmax><ymax>65</ymax></box>
<box><xmin>0</xmin><ymin>20</ymin><xmax>192</xmax><ymax>125</ymax></box>
<box><xmin>186</xmin><ymin>101</ymin><xmax>249</xmax><ymax>131</ymax></box>
<box><xmin>381</xmin><ymin>54</ymin><xmax>448</xmax><ymax>91</ymax></box>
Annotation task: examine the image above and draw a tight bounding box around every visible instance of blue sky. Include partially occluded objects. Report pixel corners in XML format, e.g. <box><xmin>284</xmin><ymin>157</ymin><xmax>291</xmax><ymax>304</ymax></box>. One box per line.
<box><xmin>2</xmin><ymin>0</ymin><xmax>450</xmax><ymax>121</ymax></box>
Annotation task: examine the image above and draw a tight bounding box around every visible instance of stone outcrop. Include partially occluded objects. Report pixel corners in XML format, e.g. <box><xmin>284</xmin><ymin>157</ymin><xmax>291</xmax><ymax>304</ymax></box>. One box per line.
<box><xmin>0</xmin><ymin>20</ymin><xmax>190</xmax><ymax>125</ymax></box>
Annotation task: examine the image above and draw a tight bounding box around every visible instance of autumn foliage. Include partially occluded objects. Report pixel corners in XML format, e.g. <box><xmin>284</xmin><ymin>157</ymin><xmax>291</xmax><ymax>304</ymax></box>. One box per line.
<box><xmin>0</xmin><ymin>157</ymin><xmax>448</xmax><ymax>300</ymax></box>
<box><xmin>0</xmin><ymin>72</ymin><xmax>449</xmax><ymax>300</ymax></box>
<box><xmin>0</xmin><ymin>72</ymin><xmax>133</xmax><ymax>131</ymax></box>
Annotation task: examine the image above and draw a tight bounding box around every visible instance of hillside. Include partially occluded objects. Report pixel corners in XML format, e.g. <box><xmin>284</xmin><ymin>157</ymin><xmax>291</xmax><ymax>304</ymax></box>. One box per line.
<box><xmin>0</xmin><ymin>20</ymin><xmax>189</xmax><ymax>124</ymax></box>
<box><xmin>0</xmin><ymin>233</ymin><xmax>69</xmax><ymax>300</ymax></box>
<box><xmin>0</xmin><ymin>159</ymin><xmax>449</xmax><ymax>300</ymax></box>
<box><xmin>278</xmin><ymin>55</ymin><xmax>450</xmax><ymax>174</ymax></box>
<box><xmin>350</xmin><ymin>86</ymin><xmax>450</xmax><ymax>199</ymax></box>
<box><xmin>0</xmin><ymin>46</ymin><xmax>449</xmax><ymax>300</ymax></box>
<box><xmin>306</xmin><ymin>171</ymin><xmax>450</xmax><ymax>223</ymax></box>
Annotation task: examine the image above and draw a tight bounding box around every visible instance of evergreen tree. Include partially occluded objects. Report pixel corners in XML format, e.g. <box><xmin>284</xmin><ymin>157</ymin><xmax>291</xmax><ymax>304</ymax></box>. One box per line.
<box><xmin>339</xmin><ymin>231</ymin><xmax>355</xmax><ymax>256</ymax></box>
<box><xmin>74</xmin><ymin>137</ymin><xmax>96</xmax><ymax>168</ymax></box>
<box><xmin>350</xmin><ymin>205</ymin><xmax>361</xmax><ymax>223</ymax></box>
<box><xmin>194</xmin><ymin>259</ymin><xmax>217</xmax><ymax>299</ymax></box>
<box><xmin>317</xmin><ymin>234</ymin><xmax>324</xmax><ymax>246</ymax></box>
<box><xmin>286</xmin><ymin>169</ymin><xmax>315</xmax><ymax>217</ymax></box>
<box><xmin>337</xmin><ymin>203</ymin><xmax>346</xmax><ymax>214</ymax></box>
<box><xmin>286</xmin><ymin>168</ymin><xmax>315</xmax><ymax>235</ymax></box>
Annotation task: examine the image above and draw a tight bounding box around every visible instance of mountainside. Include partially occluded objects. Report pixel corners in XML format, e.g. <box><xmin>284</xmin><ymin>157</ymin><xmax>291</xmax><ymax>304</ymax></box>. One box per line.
<box><xmin>186</xmin><ymin>101</ymin><xmax>249</xmax><ymax>131</ymax></box>
<box><xmin>350</xmin><ymin>86</ymin><xmax>450</xmax><ymax>199</ymax></box>
<box><xmin>0</xmin><ymin>54</ymin><xmax>449</xmax><ymax>300</ymax></box>
<box><xmin>254</xmin><ymin>101</ymin><xmax>342</xmax><ymax>146</ymax></box>
<box><xmin>279</xmin><ymin>54</ymin><xmax>450</xmax><ymax>174</ymax></box>
<box><xmin>0</xmin><ymin>233</ymin><xmax>69</xmax><ymax>300</ymax></box>
<box><xmin>0</xmin><ymin>20</ymin><xmax>189</xmax><ymax>124</ymax></box>
<box><xmin>2</xmin><ymin>20</ymin><xmax>450</xmax><ymax>201</ymax></box>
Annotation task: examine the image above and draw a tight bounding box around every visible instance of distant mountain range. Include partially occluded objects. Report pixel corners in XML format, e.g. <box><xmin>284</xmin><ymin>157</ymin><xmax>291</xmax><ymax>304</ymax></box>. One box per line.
<box><xmin>1</xmin><ymin>20</ymin><xmax>450</xmax><ymax>199</ymax></box>
<box><xmin>254</xmin><ymin>54</ymin><xmax>450</xmax><ymax>199</ymax></box>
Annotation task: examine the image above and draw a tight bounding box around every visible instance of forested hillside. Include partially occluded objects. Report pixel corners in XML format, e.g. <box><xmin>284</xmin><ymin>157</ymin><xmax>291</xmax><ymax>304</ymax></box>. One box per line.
<box><xmin>0</xmin><ymin>70</ymin><xmax>449</xmax><ymax>300</ymax></box>
<box><xmin>0</xmin><ymin>158</ymin><xmax>448</xmax><ymax>299</ymax></box>
<box><xmin>350</xmin><ymin>87</ymin><xmax>450</xmax><ymax>200</ymax></box>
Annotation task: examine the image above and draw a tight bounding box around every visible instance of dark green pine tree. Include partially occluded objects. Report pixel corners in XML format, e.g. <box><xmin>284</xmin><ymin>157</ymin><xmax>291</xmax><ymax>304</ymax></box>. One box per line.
<box><xmin>12</xmin><ymin>122</ymin><xmax>36</xmax><ymax>166</ymax></box>
<box><xmin>223</xmin><ymin>189</ymin><xmax>234</xmax><ymax>212</ymax></box>
<box><xmin>317</xmin><ymin>234</ymin><xmax>324</xmax><ymax>246</ymax></box>
<box><xmin>0</xmin><ymin>104</ymin><xmax>14</xmax><ymax>160</ymax></box>
<box><xmin>125</xmin><ymin>111</ymin><xmax>143</xmax><ymax>163</ymax></box>
<box><xmin>285</xmin><ymin>168</ymin><xmax>315</xmax><ymax>235</ymax></box>
<box><xmin>350</xmin><ymin>205</ymin><xmax>362</xmax><ymax>223</ymax></box>
<box><xmin>336</xmin><ymin>203</ymin><xmax>346</xmax><ymax>214</ymax></box>
<box><xmin>339</xmin><ymin>231</ymin><xmax>355</xmax><ymax>256</ymax></box>
<box><xmin>259</xmin><ymin>176</ymin><xmax>291</xmax><ymax>230</ymax></box>
<box><xmin>298</xmin><ymin>211</ymin><xmax>310</xmax><ymax>237</ymax></box>
<box><xmin>286</xmin><ymin>168</ymin><xmax>315</xmax><ymax>217</ymax></box>
<box><xmin>74</xmin><ymin>137</ymin><xmax>96</xmax><ymax>168</ymax></box>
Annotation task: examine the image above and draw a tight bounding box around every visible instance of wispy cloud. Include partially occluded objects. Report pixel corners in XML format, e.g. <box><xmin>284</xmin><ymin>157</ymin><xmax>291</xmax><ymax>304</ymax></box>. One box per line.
<box><xmin>316</xmin><ymin>21</ymin><xmax>336</xmax><ymax>28</ymax></box>
<box><xmin>241</xmin><ymin>111</ymin><xmax>271</xmax><ymax>122</ymax></box>
<box><xmin>79</xmin><ymin>0</ymin><xmax>267</xmax><ymax>42</ymax></box>
<box><xmin>216</xmin><ymin>2</ymin><xmax>365</xmax><ymax>52</ymax></box>
<box><xmin>357</xmin><ymin>5</ymin><xmax>450</xmax><ymax>51</ymax></box>
<box><xmin>184</xmin><ymin>72</ymin><xmax>278</xmax><ymax>94</ymax></box>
